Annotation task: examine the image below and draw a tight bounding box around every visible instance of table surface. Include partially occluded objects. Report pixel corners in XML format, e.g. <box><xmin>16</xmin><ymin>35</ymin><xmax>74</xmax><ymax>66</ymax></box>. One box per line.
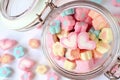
<box><xmin>0</xmin><ymin>0</ymin><xmax>120</xmax><ymax>80</ymax></box>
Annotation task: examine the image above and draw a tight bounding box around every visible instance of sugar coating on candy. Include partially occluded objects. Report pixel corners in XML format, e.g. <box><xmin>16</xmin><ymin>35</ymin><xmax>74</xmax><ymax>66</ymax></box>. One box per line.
<box><xmin>93</xmin><ymin>50</ymin><xmax>103</xmax><ymax>59</ymax></box>
<box><xmin>19</xmin><ymin>58</ymin><xmax>35</xmax><ymax>71</ymax></box>
<box><xmin>96</xmin><ymin>41</ymin><xmax>110</xmax><ymax>54</ymax></box>
<box><xmin>75</xmin><ymin>59</ymin><xmax>94</xmax><ymax>73</ymax></box>
<box><xmin>88</xmin><ymin>10</ymin><xmax>100</xmax><ymax>19</ymax></box>
<box><xmin>60</xmin><ymin>32</ymin><xmax>77</xmax><ymax>49</ymax></box>
<box><xmin>0</xmin><ymin>67</ymin><xmax>13</xmax><ymax>78</ymax></box>
<box><xmin>49</xmin><ymin>20</ymin><xmax>61</xmax><ymax>34</ymax></box>
<box><xmin>29</xmin><ymin>39</ymin><xmax>40</xmax><ymax>49</ymax></box>
<box><xmin>47</xmin><ymin>72</ymin><xmax>59</xmax><ymax>80</ymax></box>
<box><xmin>80</xmin><ymin>51</ymin><xmax>93</xmax><ymax>61</ymax></box>
<box><xmin>1</xmin><ymin>54</ymin><xmax>14</xmax><ymax>64</ymax></box>
<box><xmin>74</xmin><ymin>22</ymin><xmax>88</xmax><ymax>33</ymax></box>
<box><xmin>92</xmin><ymin>16</ymin><xmax>108</xmax><ymax>30</ymax></box>
<box><xmin>13</xmin><ymin>46</ymin><xmax>25</xmax><ymax>59</ymax></box>
<box><xmin>0</xmin><ymin>39</ymin><xmax>17</xmax><ymax>50</ymax></box>
<box><xmin>61</xmin><ymin>8</ymin><xmax>74</xmax><ymax>16</ymax></box>
<box><xmin>112</xmin><ymin>0</ymin><xmax>120</xmax><ymax>7</ymax></box>
<box><xmin>21</xmin><ymin>71</ymin><xmax>34</xmax><ymax>80</ymax></box>
<box><xmin>74</xmin><ymin>8</ymin><xmax>90</xmax><ymax>21</ymax></box>
<box><xmin>78</xmin><ymin>32</ymin><xmax>96</xmax><ymax>50</ymax></box>
<box><xmin>61</xmin><ymin>16</ymin><xmax>75</xmax><ymax>31</ymax></box>
<box><xmin>52</xmin><ymin>42</ymin><xmax>66</xmax><ymax>57</ymax></box>
<box><xmin>65</xmin><ymin>49</ymin><xmax>80</xmax><ymax>60</ymax></box>
<box><xmin>35</xmin><ymin>65</ymin><xmax>48</xmax><ymax>74</ymax></box>
<box><xmin>57</xmin><ymin>30</ymin><xmax>69</xmax><ymax>39</ymax></box>
<box><xmin>99</xmin><ymin>28</ymin><xmax>113</xmax><ymax>43</ymax></box>
<box><xmin>64</xmin><ymin>60</ymin><xmax>76</xmax><ymax>70</ymax></box>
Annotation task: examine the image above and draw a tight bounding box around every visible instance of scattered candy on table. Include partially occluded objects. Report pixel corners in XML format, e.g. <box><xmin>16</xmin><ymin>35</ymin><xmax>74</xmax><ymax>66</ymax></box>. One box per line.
<box><xmin>35</xmin><ymin>65</ymin><xmax>48</xmax><ymax>75</ymax></box>
<box><xmin>29</xmin><ymin>39</ymin><xmax>40</xmax><ymax>49</ymax></box>
<box><xmin>0</xmin><ymin>39</ymin><xmax>17</xmax><ymax>50</ymax></box>
<box><xmin>21</xmin><ymin>71</ymin><xmax>34</xmax><ymax>80</ymax></box>
<box><xmin>0</xmin><ymin>67</ymin><xmax>13</xmax><ymax>78</ymax></box>
<box><xmin>47</xmin><ymin>72</ymin><xmax>59</xmax><ymax>80</ymax></box>
<box><xmin>13</xmin><ymin>46</ymin><xmax>25</xmax><ymax>59</ymax></box>
<box><xmin>112</xmin><ymin>0</ymin><xmax>120</xmax><ymax>7</ymax></box>
<box><xmin>19</xmin><ymin>58</ymin><xmax>35</xmax><ymax>71</ymax></box>
<box><xmin>48</xmin><ymin>7</ymin><xmax>113</xmax><ymax>72</ymax></box>
<box><xmin>1</xmin><ymin>54</ymin><xmax>14</xmax><ymax>64</ymax></box>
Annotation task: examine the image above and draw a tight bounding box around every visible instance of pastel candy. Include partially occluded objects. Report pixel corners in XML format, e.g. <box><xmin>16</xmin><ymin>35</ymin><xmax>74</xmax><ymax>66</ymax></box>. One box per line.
<box><xmin>29</xmin><ymin>39</ymin><xmax>40</xmax><ymax>49</ymax></box>
<box><xmin>65</xmin><ymin>49</ymin><xmax>80</xmax><ymax>60</ymax></box>
<box><xmin>49</xmin><ymin>20</ymin><xmax>61</xmax><ymax>34</ymax></box>
<box><xmin>89</xmin><ymin>27</ymin><xmax>95</xmax><ymax>33</ymax></box>
<box><xmin>80</xmin><ymin>51</ymin><xmax>93</xmax><ymax>60</ymax></box>
<box><xmin>96</xmin><ymin>41</ymin><xmax>110</xmax><ymax>54</ymax></box>
<box><xmin>74</xmin><ymin>8</ymin><xmax>90</xmax><ymax>21</ymax></box>
<box><xmin>47</xmin><ymin>72</ymin><xmax>59</xmax><ymax>80</ymax></box>
<box><xmin>61</xmin><ymin>8</ymin><xmax>74</xmax><ymax>16</ymax></box>
<box><xmin>36</xmin><ymin>65</ymin><xmax>48</xmax><ymax>74</ymax></box>
<box><xmin>78</xmin><ymin>32</ymin><xmax>96</xmax><ymax>50</ymax></box>
<box><xmin>0</xmin><ymin>67</ymin><xmax>13</xmax><ymax>78</ymax></box>
<box><xmin>75</xmin><ymin>59</ymin><xmax>94</xmax><ymax>73</ymax></box>
<box><xmin>21</xmin><ymin>71</ymin><xmax>34</xmax><ymax>80</ymax></box>
<box><xmin>0</xmin><ymin>39</ymin><xmax>17</xmax><ymax>50</ymax></box>
<box><xmin>92</xmin><ymin>16</ymin><xmax>108</xmax><ymax>30</ymax></box>
<box><xmin>112</xmin><ymin>0</ymin><xmax>120</xmax><ymax>7</ymax></box>
<box><xmin>93</xmin><ymin>50</ymin><xmax>103</xmax><ymax>59</ymax></box>
<box><xmin>61</xmin><ymin>16</ymin><xmax>75</xmax><ymax>31</ymax></box>
<box><xmin>60</xmin><ymin>32</ymin><xmax>77</xmax><ymax>49</ymax></box>
<box><xmin>74</xmin><ymin>22</ymin><xmax>88</xmax><ymax>33</ymax></box>
<box><xmin>99</xmin><ymin>28</ymin><xmax>113</xmax><ymax>43</ymax></box>
<box><xmin>57</xmin><ymin>30</ymin><xmax>69</xmax><ymax>39</ymax></box>
<box><xmin>88</xmin><ymin>10</ymin><xmax>100</xmax><ymax>19</ymax></box>
<box><xmin>64</xmin><ymin>60</ymin><xmax>76</xmax><ymax>70</ymax></box>
<box><xmin>52</xmin><ymin>42</ymin><xmax>66</xmax><ymax>57</ymax></box>
<box><xmin>19</xmin><ymin>58</ymin><xmax>35</xmax><ymax>71</ymax></box>
<box><xmin>89</xmin><ymin>33</ymin><xmax>99</xmax><ymax>43</ymax></box>
<box><xmin>13</xmin><ymin>46</ymin><xmax>25</xmax><ymax>59</ymax></box>
<box><xmin>85</xmin><ymin>16</ymin><xmax>92</xmax><ymax>24</ymax></box>
<box><xmin>1</xmin><ymin>54</ymin><xmax>14</xmax><ymax>64</ymax></box>
<box><xmin>93</xmin><ymin>30</ymin><xmax>100</xmax><ymax>38</ymax></box>
<box><xmin>91</xmin><ymin>0</ymin><xmax>103</xmax><ymax>4</ymax></box>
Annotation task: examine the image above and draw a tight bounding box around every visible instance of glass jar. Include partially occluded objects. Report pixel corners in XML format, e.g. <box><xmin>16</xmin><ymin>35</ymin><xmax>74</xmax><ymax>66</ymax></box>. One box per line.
<box><xmin>1</xmin><ymin>0</ymin><xmax>120</xmax><ymax>80</ymax></box>
<box><xmin>41</xmin><ymin>1</ymin><xmax>120</xmax><ymax>80</ymax></box>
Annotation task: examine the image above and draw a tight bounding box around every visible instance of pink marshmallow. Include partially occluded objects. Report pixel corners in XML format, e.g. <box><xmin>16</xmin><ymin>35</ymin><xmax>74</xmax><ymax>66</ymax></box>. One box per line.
<box><xmin>0</xmin><ymin>39</ymin><xmax>17</xmax><ymax>50</ymax></box>
<box><xmin>19</xmin><ymin>58</ymin><xmax>35</xmax><ymax>71</ymax></box>
<box><xmin>60</xmin><ymin>32</ymin><xmax>77</xmax><ymax>49</ymax></box>
<box><xmin>74</xmin><ymin>59</ymin><xmax>95</xmax><ymax>73</ymax></box>
<box><xmin>61</xmin><ymin>16</ymin><xmax>75</xmax><ymax>31</ymax></box>
<box><xmin>74</xmin><ymin>8</ymin><xmax>90</xmax><ymax>21</ymax></box>
<box><xmin>74</xmin><ymin>22</ymin><xmax>88</xmax><ymax>33</ymax></box>
<box><xmin>78</xmin><ymin>32</ymin><xmax>96</xmax><ymax>50</ymax></box>
<box><xmin>85</xmin><ymin>16</ymin><xmax>92</xmax><ymax>24</ymax></box>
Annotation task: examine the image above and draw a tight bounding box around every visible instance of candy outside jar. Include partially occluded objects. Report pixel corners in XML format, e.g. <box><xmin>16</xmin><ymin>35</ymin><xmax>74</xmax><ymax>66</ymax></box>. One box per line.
<box><xmin>0</xmin><ymin>0</ymin><xmax>120</xmax><ymax>80</ymax></box>
<box><xmin>41</xmin><ymin>1</ymin><xmax>120</xmax><ymax>80</ymax></box>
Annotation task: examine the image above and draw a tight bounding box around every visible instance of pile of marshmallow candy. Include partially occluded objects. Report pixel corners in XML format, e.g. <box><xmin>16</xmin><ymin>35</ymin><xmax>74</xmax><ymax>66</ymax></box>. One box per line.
<box><xmin>49</xmin><ymin>7</ymin><xmax>113</xmax><ymax>72</ymax></box>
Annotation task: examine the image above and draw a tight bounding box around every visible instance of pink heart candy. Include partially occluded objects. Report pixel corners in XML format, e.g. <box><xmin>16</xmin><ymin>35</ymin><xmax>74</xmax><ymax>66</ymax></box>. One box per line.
<box><xmin>74</xmin><ymin>8</ymin><xmax>90</xmax><ymax>21</ymax></box>
<box><xmin>74</xmin><ymin>22</ymin><xmax>88</xmax><ymax>33</ymax></box>
<box><xmin>60</xmin><ymin>32</ymin><xmax>77</xmax><ymax>49</ymax></box>
<box><xmin>78</xmin><ymin>32</ymin><xmax>96</xmax><ymax>50</ymax></box>
<box><xmin>61</xmin><ymin>16</ymin><xmax>75</xmax><ymax>31</ymax></box>
<box><xmin>0</xmin><ymin>39</ymin><xmax>17</xmax><ymax>50</ymax></box>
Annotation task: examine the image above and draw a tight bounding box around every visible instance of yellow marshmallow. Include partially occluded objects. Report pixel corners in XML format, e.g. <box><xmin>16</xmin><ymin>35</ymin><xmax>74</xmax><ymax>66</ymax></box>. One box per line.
<box><xmin>89</xmin><ymin>33</ymin><xmax>99</xmax><ymax>44</ymax></box>
<box><xmin>36</xmin><ymin>65</ymin><xmax>48</xmax><ymax>74</ymax></box>
<box><xmin>96</xmin><ymin>41</ymin><xmax>110</xmax><ymax>54</ymax></box>
<box><xmin>52</xmin><ymin>42</ymin><xmax>66</xmax><ymax>57</ymax></box>
<box><xmin>80</xmin><ymin>51</ymin><xmax>93</xmax><ymax>61</ymax></box>
<box><xmin>64</xmin><ymin>60</ymin><xmax>76</xmax><ymax>70</ymax></box>
<box><xmin>99</xmin><ymin>28</ymin><xmax>113</xmax><ymax>43</ymax></box>
<box><xmin>57</xmin><ymin>30</ymin><xmax>69</xmax><ymax>39</ymax></box>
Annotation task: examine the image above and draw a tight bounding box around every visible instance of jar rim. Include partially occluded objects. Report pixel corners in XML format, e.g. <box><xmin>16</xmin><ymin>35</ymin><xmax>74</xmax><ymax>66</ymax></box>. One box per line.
<box><xmin>42</xmin><ymin>0</ymin><xmax>120</xmax><ymax>79</ymax></box>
